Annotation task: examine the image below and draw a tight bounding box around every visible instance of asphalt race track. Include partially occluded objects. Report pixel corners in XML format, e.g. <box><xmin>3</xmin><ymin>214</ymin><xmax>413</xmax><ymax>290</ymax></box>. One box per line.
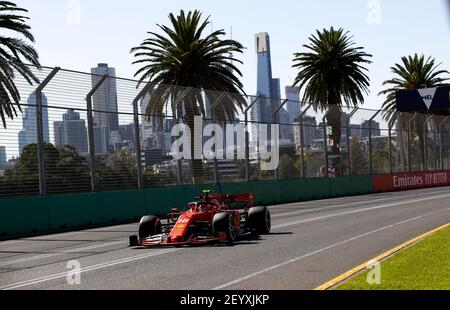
<box><xmin>1</xmin><ymin>187</ymin><xmax>450</xmax><ymax>290</ymax></box>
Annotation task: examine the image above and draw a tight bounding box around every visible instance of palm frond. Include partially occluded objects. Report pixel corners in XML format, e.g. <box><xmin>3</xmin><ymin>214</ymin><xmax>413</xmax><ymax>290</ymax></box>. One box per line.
<box><xmin>0</xmin><ymin>1</ymin><xmax>40</xmax><ymax>128</ymax></box>
<box><xmin>131</xmin><ymin>9</ymin><xmax>246</xmax><ymax>122</ymax></box>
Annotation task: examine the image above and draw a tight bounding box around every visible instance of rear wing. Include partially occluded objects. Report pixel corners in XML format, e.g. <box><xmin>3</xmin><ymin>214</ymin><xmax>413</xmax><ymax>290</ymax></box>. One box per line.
<box><xmin>204</xmin><ymin>193</ymin><xmax>255</xmax><ymax>208</ymax></box>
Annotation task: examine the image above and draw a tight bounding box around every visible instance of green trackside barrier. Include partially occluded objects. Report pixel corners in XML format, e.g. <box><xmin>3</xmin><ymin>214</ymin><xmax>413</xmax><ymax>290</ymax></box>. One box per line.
<box><xmin>0</xmin><ymin>176</ymin><xmax>375</xmax><ymax>238</ymax></box>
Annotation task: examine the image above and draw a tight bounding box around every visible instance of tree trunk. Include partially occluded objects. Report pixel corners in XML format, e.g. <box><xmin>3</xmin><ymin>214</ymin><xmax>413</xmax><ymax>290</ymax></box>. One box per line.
<box><xmin>325</xmin><ymin>105</ymin><xmax>342</xmax><ymax>176</ymax></box>
<box><xmin>184</xmin><ymin>98</ymin><xmax>205</xmax><ymax>185</ymax></box>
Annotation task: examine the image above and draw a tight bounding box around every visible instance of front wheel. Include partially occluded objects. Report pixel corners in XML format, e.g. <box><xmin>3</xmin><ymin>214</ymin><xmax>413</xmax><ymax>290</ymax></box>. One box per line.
<box><xmin>248</xmin><ymin>207</ymin><xmax>271</xmax><ymax>234</ymax></box>
<box><xmin>212</xmin><ymin>212</ymin><xmax>238</xmax><ymax>244</ymax></box>
<box><xmin>139</xmin><ymin>216</ymin><xmax>162</xmax><ymax>240</ymax></box>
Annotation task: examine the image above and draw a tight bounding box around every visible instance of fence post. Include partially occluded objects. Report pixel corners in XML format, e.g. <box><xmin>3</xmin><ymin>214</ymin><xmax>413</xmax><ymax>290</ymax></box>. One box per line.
<box><xmin>423</xmin><ymin>116</ymin><xmax>434</xmax><ymax>172</ymax></box>
<box><xmin>86</xmin><ymin>74</ymin><xmax>108</xmax><ymax>192</ymax></box>
<box><xmin>272</xmin><ymin>99</ymin><xmax>288</xmax><ymax>180</ymax></box>
<box><xmin>173</xmin><ymin>87</ymin><xmax>193</xmax><ymax>186</ymax></box>
<box><xmin>244</xmin><ymin>96</ymin><xmax>260</xmax><ymax>182</ymax></box>
<box><xmin>439</xmin><ymin>117</ymin><xmax>449</xmax><ymax>171</ymax></box>
<box><xmin>368</xmin><ymin>110</ymin><xmax>381</xmax><ymax>174</ymax></box>
<box><xmin>132</xmin><ymin>82</ymin><xmax>155</xmax><ymax>190</ymax></box>
<box><xmin>322</xmin><ymin>116</ymin><xmax>329</xmax><ymax>178</ymax></box>
<box><xmin>407</xmin><ymin>113</ymin><xmax>418</xmax><ymax>173</ymax></box>
<box><xmin>299</xmin><ymin>104</ymin><xmax>312</xmax><ymax>178</ymax></box>
<box><xmin>209</xmin><ymin>92</ymin><xmax>227</xmax><ymax>184</ymax></box>
<box><xmin>35</xmin><ymin>67</ymin><xmax>60</xmax><ymax>196</ymax></box>
<box><xmin>388</xmin><ymin>114</ymin><xmax>396</xmax><ymax>174</ymax></box>
<box><xmin>346</xmin><ymin>108</ymin><xmax>359</xmax><ymax>176</ymax></box>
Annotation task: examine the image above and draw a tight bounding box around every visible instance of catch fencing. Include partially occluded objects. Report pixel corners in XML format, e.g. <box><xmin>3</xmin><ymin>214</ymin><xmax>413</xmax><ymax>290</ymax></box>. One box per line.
<box><xmin>0</xmin><ymin>64</ymin><xmax>449</xmax><ymax>198</ymax></box>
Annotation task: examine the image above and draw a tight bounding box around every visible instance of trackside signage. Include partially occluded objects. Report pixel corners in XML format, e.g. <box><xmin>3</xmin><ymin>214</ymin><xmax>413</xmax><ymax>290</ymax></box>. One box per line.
<box><xmin>396</xmin><ymin>86</ymin><xmax>450</xmax><ymax>112</ymax></box>
<box><xmin>374</xmin><ymin>171</ymin><xmax>450</xmax><ymax>192</ymax></box>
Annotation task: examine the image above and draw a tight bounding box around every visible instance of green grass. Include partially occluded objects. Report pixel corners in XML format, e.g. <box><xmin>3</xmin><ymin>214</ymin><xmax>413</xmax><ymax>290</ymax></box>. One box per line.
<box><xmin>337</xmin><ymin>225</ymin><xmax>450</xmax><ymax>290</ymax></box>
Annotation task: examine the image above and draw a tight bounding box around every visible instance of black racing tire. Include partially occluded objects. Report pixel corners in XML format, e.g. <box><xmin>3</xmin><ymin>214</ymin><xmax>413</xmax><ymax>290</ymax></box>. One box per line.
<box><xmin>248</xmin><ymin>207</ymin><xmax>271</xmax><ymax>234</ymax></box>
<box><xmin>139</xmin><ymin>216</ymin><xmax>162</xmax><ymax>239</ymax></box>
<box><xmin>212</xmin><ymin>212</ymin><xmax>237</xmax><ymax>244</ymax></box>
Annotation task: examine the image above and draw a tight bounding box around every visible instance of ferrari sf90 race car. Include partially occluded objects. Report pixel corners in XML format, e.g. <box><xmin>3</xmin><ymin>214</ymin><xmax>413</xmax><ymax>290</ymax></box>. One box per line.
<box><xmin>129</xmin><ymin>191</ymin><xmax>271</xmax><ymax>247</ymax></box>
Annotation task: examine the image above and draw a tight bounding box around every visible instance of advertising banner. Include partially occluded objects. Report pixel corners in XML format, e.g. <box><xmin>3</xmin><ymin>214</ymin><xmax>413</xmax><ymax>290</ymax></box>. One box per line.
<box><xmin>396</xmin><ymin>86</ymin><xmax>450</xmax><ymax>112</ymax></box>
<box><xmin>374</xmin><ymin>171</ymin><xmax>450</xmax><ymax>192</ymax></box>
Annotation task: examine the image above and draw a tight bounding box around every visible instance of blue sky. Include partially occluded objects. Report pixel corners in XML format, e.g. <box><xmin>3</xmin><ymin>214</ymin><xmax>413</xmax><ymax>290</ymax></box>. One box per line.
<box><xmin>18</xmin><ymin>0</ymin><xmax>450</xmax><ymax>109</ymax></box>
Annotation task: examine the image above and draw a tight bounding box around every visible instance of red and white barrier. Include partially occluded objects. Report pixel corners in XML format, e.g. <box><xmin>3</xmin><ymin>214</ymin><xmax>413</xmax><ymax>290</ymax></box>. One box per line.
<box><xmin>373</xmin><ymin>171</ymin><xmax>450</xmax><ymax>192</ymax></box>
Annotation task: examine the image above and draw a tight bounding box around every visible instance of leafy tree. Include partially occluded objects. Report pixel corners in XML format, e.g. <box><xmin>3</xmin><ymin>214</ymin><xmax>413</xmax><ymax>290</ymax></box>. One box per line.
<box><xmin>131</xmin><ymin>10</ymin><xmax>246</xmax><ymax>184</ymax></box>
<box><xmin>0</xmin><ymin>1</ymin><xmax>40</xmax><ymax>128</ymax></box>
<box><xmin>278</xmin><ymin>154</ymin><xmax>299</xmax><ymax>180</ymax></box>
<box><xmin>97</xmin><ymin>149</ymin><xmax>138</xmax><ymax>191</ymax></box>
<box><xmin>0</xmin><ymin>143</ymin><xmax>90</xmax><ymax>196</ymax></box>
<box><xmin>349</xmin><ymin>135</ymin><xmax>369</xmax><ymax>175</ymax></box>
<box><xmin>372</xmin><ymin>142</ymin><xmax>390</xmax><ymax>173</ymax></box>
<box><xmin>292</xmin><ymin>27</ymin><xmax>372</xmax><ymax>175</ymax></box>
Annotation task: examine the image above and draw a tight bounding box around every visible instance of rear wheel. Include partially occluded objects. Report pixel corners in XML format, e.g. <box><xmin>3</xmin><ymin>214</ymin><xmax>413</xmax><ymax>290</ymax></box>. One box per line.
<box><xmin>139</xmin><ymin>216</ymin><xmax>162</xmax><ymax>239</ymax></box>
<box><xmin>212</xmin><ymin>212</ymin><xmax>237</xmax><ymax>244</ymax></box>
<box><xmin>248</xmin><ymin>207</ymin><xmax>271</xmax><ymax>234</ymax></box>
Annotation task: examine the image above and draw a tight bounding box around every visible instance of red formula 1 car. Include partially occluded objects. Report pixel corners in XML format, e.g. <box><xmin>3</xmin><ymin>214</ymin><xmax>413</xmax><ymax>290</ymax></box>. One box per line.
<box><xmin>129</xmin><ymin>191</ymin><xmax>271</xmax><ymax>247</ymax></box>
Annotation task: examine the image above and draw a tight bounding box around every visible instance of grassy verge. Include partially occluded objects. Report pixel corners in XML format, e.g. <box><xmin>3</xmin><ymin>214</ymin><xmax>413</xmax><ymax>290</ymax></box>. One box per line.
<box><xmin>337</xmin><ymin>225</ymin><xmax>450</xmax><ymax>290</ymax></box>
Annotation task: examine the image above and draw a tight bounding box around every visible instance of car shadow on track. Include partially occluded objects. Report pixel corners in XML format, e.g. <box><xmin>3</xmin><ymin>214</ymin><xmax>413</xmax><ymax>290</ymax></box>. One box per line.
<box><xmin>131</xmin><ymin>232</ymin><xmax>294</xmax><ymax>250</ymax></box>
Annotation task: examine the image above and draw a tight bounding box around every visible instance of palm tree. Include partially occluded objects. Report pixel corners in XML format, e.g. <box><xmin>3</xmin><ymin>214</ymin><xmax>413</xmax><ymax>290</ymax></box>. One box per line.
<box><xmin>379</xmin><ymin>54</ymin><xmax>449</xmax><ymax>120</ymax></box>
<box><xmin>0</xmin><ymin>1</ymin><xmax>40</xmax><ymax>128</ymax></box>
<box><xmin>292</xmin><ymin>27</ymin><xmax>372</xmax><ymax>175</ymax></box>
<box><xmin>131</xmin><ymin>10</ymin><xmax>246</xmax><ymax>184</ymax></box>
<box><xmin>379</xmin><ymin>54</ymin><xmax>449</xmax><ymax>171</ymax></box>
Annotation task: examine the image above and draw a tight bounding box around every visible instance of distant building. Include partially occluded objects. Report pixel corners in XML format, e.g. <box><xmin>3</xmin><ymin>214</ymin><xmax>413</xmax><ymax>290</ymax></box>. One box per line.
<box><xmin>361</xmin><ymin>120</ymin><xmax>381</xmax><ymax>138</ymax></box>
<box><xmin>285</xmin><ymin>86</ymin><xmax>301</xmax><ymax>124</ymax></box>
<box><xmin>18</xmin><ymin>93</ymin><xmax>50</xmax><ymax>154</ymax></box>
<box><xmin>252</xmin><ymin>32</ymin><xmax>282</xmax><ymax>125</ymax></box>
<box><xmin>348</xmin><ymin>124</ymin><xmax>362</xmax><ymax>138</ymax></box>
<box><xmin>140</xmin><ymin>94</ymin><xmax>175</xmax><ymax>154</ymax></box>
<box><xmin>54</xmin><ymin>109</ymin><xmax>88</xmax><ymax>154</ymax></box>
<box><xmin>278</xmin><ymin>108</ymin><xmax>292</xmax><ymax>140</ymax></box>
<box><xmin>91</xmin><ymin>63</ymin><xmax>119</xmax><ymax>151</ymax></box>
<box><xmin>0</xmin><ymin>146</ymin><xmax>6</xmax><ymax>164</ymax></box>
<box><xmin>294</xmin><ymin>116</ymin><xmax>318</xmax><ymax>150</ymax></box>
<box><xmin>93</xmin><ymin>125</ymin><xmax>109</xmax><ymax>154</ymax></box>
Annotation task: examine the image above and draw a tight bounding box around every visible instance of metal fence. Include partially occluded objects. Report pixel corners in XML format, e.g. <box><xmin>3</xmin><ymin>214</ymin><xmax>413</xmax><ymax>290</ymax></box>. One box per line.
<box><xmin>0</xmin><ymin>64</ymin><xmax>449</xmax><ymax>199</ymax></box>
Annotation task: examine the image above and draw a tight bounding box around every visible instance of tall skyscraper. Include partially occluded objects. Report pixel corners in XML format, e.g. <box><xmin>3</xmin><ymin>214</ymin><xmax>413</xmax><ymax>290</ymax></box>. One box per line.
<box><xmin>285</xmin><ymin>86</ymin><xmax>301</xmax><ymax>124</ymax></box>
<box><xmin>91</xmin><ymin>63</ymin><xmax>119</xmax><ymax>152</ymax></box>
<box><xmin>252</xmin><ymin>32</ymin><xmax>282</xmax><ymax>125</ymax></box>
<box><xmin>54</xmin><ymin>109</ymin><xmax>88</xmax><ymax>154</ymax></box>
<box><xmin>18</xmin><ymin>93</ymin><xmax>50</xmax><ymax>154</ymax></box>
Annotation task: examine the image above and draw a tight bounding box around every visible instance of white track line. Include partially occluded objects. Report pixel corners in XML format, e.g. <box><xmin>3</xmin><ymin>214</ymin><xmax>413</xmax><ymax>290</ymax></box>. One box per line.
<box><xmin>0</xmin><ymin>224</ymin><xmax>137</xmax><ymax>246</ymax></box>
<box><xmin>0</xmin><ymin>241</ymin><xmax>125</xmax><ymax>266</ymax></box>
<box><xmin>213</xmin><ymin>207</ymin><xmax>450</xmax><ymax>290</ymax></box>
<box><xmin>270</xmin><ymin>188</ymin><xmax>450</xmax><ymax>218</ymax></box>
<box><xmin>1</xmin><ymin>249</ymin><xmax>178</xmax><ymax>290</ymax></box>
<box><xmin>271</xmin><ymin>193</ymin><xmax>450</xmax><ymax>229</ymax></box>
